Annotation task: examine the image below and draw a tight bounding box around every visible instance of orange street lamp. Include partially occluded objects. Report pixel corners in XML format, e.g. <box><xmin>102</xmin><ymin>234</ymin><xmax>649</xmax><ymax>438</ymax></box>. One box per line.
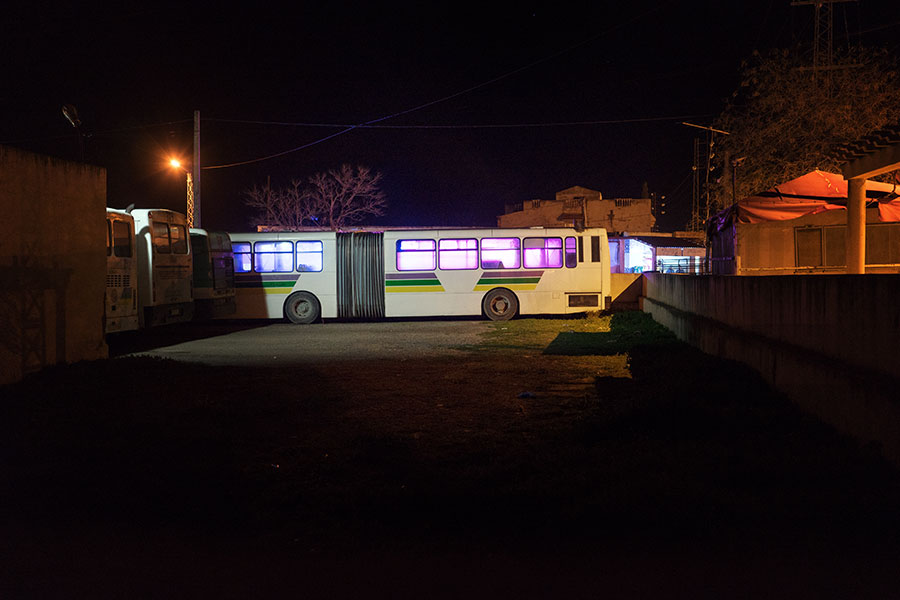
<box><xmin>169</xmin><ymin>158</ymin><xmax>194</xmax><ymax>228</ymax></box>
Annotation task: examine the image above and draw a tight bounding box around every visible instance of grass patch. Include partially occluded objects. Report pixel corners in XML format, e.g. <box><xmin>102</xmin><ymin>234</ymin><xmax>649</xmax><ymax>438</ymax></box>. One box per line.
<box><xmin>471</xmin><ymin>312</ymin><xmax>612</xmax><ymax>351</ymax></box>
<box><xmin>544</xmin><ymin>310</ymin><xmax>678</xmax><ymax>355</ymax></box>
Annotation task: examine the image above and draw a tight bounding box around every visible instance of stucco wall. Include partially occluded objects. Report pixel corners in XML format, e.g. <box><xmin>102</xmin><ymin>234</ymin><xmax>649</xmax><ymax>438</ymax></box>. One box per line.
<box><xmin>642</xmin><ymin>273</ymin><xmax>900</xmax><ymax>463</ymax></box>
<box><xmin>0</xmin><ymin>146</ymin><xmax>107</xmax><ymax>385</ymax></box>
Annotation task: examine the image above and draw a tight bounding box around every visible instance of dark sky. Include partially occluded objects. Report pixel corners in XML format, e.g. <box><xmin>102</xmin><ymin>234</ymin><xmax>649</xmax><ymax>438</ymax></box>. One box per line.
<box><xmin>3</xmin><ymin>1</ymin><xmax>898</xmax><ymax>231</ymax></box>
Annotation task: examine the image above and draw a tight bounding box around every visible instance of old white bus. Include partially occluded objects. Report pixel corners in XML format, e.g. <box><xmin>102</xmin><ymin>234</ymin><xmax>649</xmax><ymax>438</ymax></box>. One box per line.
<box><xmin>228</xmin><ymin>227</ymin><xmax>611</xmax><ymax>323</ymax></box>
<box><xmin>131</xmin><ymin>208</ymin><xmax>194</xmax><ymax>326</ymax></box>
<box><xmin>105</xmin><ymin>209</ymin><xmax>140</xmax><ymax>333</ymax></box>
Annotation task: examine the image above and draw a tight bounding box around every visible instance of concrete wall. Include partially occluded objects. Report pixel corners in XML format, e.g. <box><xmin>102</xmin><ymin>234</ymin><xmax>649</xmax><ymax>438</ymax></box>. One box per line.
<box><xmin>0</xmin><ymin>146</ymin><xmax>107</xmax><ymax>385</ymax></box>
<box><xmin>642</xmin><ymin>273</ymin><xmax>900</xmax><ymax>463</ymax></box>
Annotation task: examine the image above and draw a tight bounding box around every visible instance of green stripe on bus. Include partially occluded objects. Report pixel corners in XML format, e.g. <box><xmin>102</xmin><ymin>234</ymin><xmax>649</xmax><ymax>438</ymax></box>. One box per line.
<box><xmin>385</xmin><ymin>279</ymin><xmax>441</xmax><ymax>286</ymax></box>
<box><xmin>476</xmin><ymin>277</ymin><xmax>541</xmax><ymax>285</ymax></box>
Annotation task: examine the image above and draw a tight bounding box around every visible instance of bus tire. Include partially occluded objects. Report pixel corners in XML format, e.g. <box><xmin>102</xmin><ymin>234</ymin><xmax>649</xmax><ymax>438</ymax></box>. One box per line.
<box><xmin>482</xmin><ymin>288</ymin><xmax>518</xmax><ymax>321</ymax></box>
<box><xmin>284</xmin><ymin>291</ymin><xmax>320</xmax><ymax>324</ymax></box>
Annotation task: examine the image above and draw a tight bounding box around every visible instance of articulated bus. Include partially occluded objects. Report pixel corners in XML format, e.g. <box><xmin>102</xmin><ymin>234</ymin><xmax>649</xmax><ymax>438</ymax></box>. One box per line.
<box><xmin>190</xmin><ymin>228</ymin><xmax>237</xmax><ymax>319</ymax></box>
<box><xmin>228</xmin><ymin>227</ymin><xmax>611</xmax><ymax>323</ymax></box>
<box><xmin>130</xmin><ymin>208</ymin><xmax>195</xmax><ymax>327</ymax></box>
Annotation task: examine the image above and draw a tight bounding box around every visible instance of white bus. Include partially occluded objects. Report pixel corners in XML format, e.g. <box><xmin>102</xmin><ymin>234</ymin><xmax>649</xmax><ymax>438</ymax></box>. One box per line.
<box><xmin>228</xmin><ymin>227</ymin><xmax>611</xmax><ymax>323</ymax></box>
<box><xmin>131</xmin><ymin>208</ymin><xmax>194</xmax><ymax>326</ymax></box>
<box><xmin>105</xmin><ymin>209</ymin><xmax>140</xmax><ymax>332</ymax></box>
<box><xmin>189</xmin><ymin>229</ymin><xmax>237</xmax><ymax>319</ymax></box>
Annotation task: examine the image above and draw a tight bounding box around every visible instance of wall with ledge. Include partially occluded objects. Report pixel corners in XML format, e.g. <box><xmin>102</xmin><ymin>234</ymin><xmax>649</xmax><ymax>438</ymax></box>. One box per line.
<box><xmin>642</xmin><ymin>272</ymin><xmax>900</xmax><ymax>463</ymax></box>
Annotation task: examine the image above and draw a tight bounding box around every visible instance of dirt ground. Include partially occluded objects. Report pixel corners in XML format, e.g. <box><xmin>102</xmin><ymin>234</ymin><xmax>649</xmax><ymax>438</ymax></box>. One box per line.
<box><xmin>2</xmin><ymin>312</ymin><xmax>899</xmax><ymax>598</ymax></box>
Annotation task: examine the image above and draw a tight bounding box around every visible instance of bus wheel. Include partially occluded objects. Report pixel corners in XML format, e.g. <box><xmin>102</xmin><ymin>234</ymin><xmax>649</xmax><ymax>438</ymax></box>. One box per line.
<box><xmin>284</xmin><ymin>291</ymin><xmax>320</xmax><ymax>324</ymax></box>
<box><xmin>482</xmin><ymin>288</ymin><xmax>518</xmax><ymax>321</ymax></box>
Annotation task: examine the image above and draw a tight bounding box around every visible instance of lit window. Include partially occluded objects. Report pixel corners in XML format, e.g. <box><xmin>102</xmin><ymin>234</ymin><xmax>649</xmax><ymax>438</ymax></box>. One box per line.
<box><xmin>523</xmin><ymin>237</ymin><xmax>563</xmax><ymax>268</ymax></box>
<box><xmin>296</xmin><ymin>240</ymin><xmax>324</xmax><ymax>272</ymax></box>
<box><xmin>481</xmin><ymin>237</ymin><xmax>520</xmax><ymax>269</ymax></box>
<box><xmin>396</xmin><ymin>239</ymin><xmax>436</xmax><ymax>271</ymax></box>
<box><xmin>254</xmin><ymin>241</ymin><xmax>293</xmax><ymax>272</ymax></box>
<box><xmin>565</xmin><ymin>237</ymin><xmax>577</xmax><ymax>268</ymax></box>
<box><xmin>232</xmin><ymin>242</ymin><xmax>251</xmax><ymax>273</ymax></box>
<box><xmin>152</xmin><ymin>222</ymin><xmax>171</xmax><ymax>254</ymax></box>
<box><xmin>438</xmin><ymin>238</ymin><xmax>478</xmax><ymax>270</ymax></box>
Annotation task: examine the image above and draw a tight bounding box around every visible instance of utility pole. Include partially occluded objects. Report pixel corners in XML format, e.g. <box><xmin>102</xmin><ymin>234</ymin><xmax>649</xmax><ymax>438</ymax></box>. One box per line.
<box><xmin>691</xmin><ymin>138</ymin><xmax>700</xmax><ymax>231</ymax></box>
<box><xmin>682</xmin><ymin>122</ymin><xmax>730</xmax><ymax>228</ymax></box>
<box><xmin>193</xmin><ymin>110</ymin><xmax>201</xmax><ymax>228</ymax></box>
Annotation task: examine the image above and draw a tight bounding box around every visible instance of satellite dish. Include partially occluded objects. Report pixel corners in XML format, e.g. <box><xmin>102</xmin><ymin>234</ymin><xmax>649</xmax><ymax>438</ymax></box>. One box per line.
<box><xmin>62</xmin><ymin>104</ymin><xmax>82</xmax><ymax>129</ymax></box>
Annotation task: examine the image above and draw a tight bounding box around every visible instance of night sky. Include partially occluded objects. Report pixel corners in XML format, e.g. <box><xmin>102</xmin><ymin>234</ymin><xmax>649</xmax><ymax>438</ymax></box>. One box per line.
<box><xmin>3</xmin><ymin>1</ymin><xmax>898</xmax><ymax>232</ymax></box>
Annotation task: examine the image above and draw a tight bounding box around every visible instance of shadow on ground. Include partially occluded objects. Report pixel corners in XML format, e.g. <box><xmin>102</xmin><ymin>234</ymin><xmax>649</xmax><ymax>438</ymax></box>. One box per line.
<box><xmin>2</xmin><ymin>312</ymin><xmax>899</xmax><ymax>597</ymax></box>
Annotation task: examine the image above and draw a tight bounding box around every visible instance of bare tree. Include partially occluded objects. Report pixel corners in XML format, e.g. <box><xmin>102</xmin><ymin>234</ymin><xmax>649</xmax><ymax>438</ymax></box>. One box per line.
<box><xmin>244</xmin><ymin>179</ymin><xmax>317</xmax><ymax>230</ymax></box>
<box><xmin>244</xmin><ymin>165</ymin><xmax>386</xmax><ymax>230</ymax></box>
<box><xmin>303</xmin><ymin>164</ymin><xmax>386</xmax><ymax>229</ymax></box>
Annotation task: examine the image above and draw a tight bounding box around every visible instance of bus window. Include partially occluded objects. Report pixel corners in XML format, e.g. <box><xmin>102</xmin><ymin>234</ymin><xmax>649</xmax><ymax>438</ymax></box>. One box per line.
<box><xmin>232</xmin><ymin>242</ymin><xmax>252</xmax><ymax>272</ymax></box>
<box><xmin>481</xmin><ymin>237</ymin><xmax>520</xmax><ymax>269</ymax></box>
<box><xmin>106</xmin><ymin>221</ymin><xmax>112</xmax><ymax>257</ymax></box>
<box><xmin>523</xmin><ymin>237</ymin><xmax>563</xmax><ymax>268</ymax></box>
<box><xmin>438</xmin><ymin>238</ymin><xmax>478</xmax><ymax>270</ymax></box>
<box><xmin>170</xmin><ymin>224</ymin><xmax>188</xmax><ymax>254</ymax></box>
<box><xmin>296</xmin><ymin>241</ymin><xmax>324</xmax><ymax>272</ymax></box>
<box><xmin>113</xmin><ymin>220</ymin><xmax>132</xmax><ymax>258</ymax></box>
<box><xmin>565</xmin><ymin>237</ymin><xmax>577</xmax><ymax>268</ymax></box>
<box><xmin>254</xmin><ymin>240</ymin><xmax>293</xmax><ymax>272</ymax></box>
<box><xmin>153</xmin><ymin>222</ymin><xmax>171</xmax><ymax>254</ymax></box>
<box><xmin>591</xmin><ymin>236</ymin><xmax>601</xmax><ymax>263</ymax></box>
<box><xmin>396</xmin><ymin>239</ymin><xmax>436</xmax><ymax>271</ymax></box>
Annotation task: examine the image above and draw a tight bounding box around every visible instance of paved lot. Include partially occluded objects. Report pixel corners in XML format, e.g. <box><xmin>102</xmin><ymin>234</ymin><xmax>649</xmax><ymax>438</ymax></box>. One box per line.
<box><xmin>114</xmin><ymin>319</ymin><xmax>494</xmax><ymax>365</ymax></box>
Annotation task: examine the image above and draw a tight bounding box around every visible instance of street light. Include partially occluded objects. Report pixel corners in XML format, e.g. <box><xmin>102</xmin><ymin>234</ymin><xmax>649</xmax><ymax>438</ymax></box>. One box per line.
<box><xmin>168</xmin><ymin>158</ymin><xmax>194</xmax><ymax>228</ymax></box>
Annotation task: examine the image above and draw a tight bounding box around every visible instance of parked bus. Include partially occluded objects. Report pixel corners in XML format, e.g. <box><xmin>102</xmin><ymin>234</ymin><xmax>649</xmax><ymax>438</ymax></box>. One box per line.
<box><xmin>105</xmin><ymin>209</ymin><xmax>140</xmax><ymax>332</ymax></box>
<box><xmin>228</xmin><ymin>227</ymin><xmax>611</xmax><ymax>323</ymax></box>
<box><xmin>189</xmin><ymin>228</ymin><xmax>237</xmax><ymax>319</ymax></box>
<box><xmin>130</xmin><ymin>208</ymin><xmax>194</xmax><ymax>327</ymax></box>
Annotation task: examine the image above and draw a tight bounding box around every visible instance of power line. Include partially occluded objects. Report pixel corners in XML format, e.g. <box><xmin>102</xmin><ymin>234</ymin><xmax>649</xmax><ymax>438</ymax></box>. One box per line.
<box><xmin>202</xmin><ymin>3</ymin><xmax>672</xmax><ymax>170</ymax></box>
<box><xmin>205</xmin><ymin>114</ymin><xmax>715</xmax><ymax>130</ymax></box>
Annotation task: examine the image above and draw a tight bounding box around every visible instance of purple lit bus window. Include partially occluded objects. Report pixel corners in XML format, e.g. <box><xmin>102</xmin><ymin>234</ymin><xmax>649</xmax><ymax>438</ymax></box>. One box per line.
<box><xmin>523</xmin><ymin>237</ymin><xmax>563</xmax><ymax>268</ymax></box>
<box><xmin>254</xmin><ymin>241</ymin><xmax>294</xmax><ymax>272</ymax></box>
<box><xmin>232</xmin><ymin>242</ymin><xmax>251</xmax><ymax>272</ymax></box>
<box><xmin>481</xmin><ymin>237</ymin><xmax>520</xmax><ymax>269</ymax></box>
<box><xmin>396</xmin><ymin>239</ymin><xmax>436</xmax><ymax>271</ymax></box>
<box><xmin>296</xmin><ymin>241</ymin><xmax>323</xmax><ymax>272</ymax></box>
<box><xmin>438</xmin><ymin>238</ymin><xmax>478</xmax><ymax>270</ymax></box>
<box><xmin>565</xmin><ymin>237</ymin><xmax>577</xmax><ymax>268</ymax></box>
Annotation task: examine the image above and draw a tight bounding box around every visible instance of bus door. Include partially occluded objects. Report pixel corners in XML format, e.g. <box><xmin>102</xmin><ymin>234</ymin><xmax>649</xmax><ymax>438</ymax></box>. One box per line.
<box><xmin>336</xmin><ymin>232</ymin><xmax>385</xmax><ymax>319</ymax></box>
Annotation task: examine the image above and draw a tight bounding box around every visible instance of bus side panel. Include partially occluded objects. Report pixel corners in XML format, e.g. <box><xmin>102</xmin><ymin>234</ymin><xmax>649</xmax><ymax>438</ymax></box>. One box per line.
<box><xmin>230</xmin><ymin>235</ymin><xmax>338</xmax><ymax>319</ymax></box>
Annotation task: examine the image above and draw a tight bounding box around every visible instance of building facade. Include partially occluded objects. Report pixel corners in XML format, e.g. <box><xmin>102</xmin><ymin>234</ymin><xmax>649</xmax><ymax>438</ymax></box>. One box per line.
<box><xmin>498</xmin><ymin>186</ymin><xmax>655</xmax><ymax>233</ymax></box>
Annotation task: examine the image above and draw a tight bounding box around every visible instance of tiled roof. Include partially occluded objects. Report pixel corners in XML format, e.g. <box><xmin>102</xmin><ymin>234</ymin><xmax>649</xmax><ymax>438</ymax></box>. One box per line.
<box><xmin>832</xmin><ymin>124</ymin><xmax>900</xmax><ymax>163</ymax></box>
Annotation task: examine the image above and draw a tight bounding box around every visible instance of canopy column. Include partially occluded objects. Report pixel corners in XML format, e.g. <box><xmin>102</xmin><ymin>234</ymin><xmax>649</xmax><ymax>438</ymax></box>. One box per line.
<box><xmin>846</xmin><ymin>178</ymin><xmax>866</xmax><ymax>274</ymax></box>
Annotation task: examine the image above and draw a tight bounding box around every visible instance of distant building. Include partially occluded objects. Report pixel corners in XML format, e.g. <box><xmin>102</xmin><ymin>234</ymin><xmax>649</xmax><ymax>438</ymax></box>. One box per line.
<box><xmin>498</xmin><ymin>185</ymin><xmax>656</xmax><ymax>233</ymax></box>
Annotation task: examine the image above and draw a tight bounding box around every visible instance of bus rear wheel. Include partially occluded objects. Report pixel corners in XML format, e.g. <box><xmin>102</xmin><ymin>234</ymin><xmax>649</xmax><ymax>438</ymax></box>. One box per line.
<box><xmin>482</xmin><ymin>288</ymin><xmax>518</xmax><ymax>321</ymax></box>
<box><xmin>284</xmin><ymin>291</ymin><xmax>320</xmax><ymax>324</ymax></box>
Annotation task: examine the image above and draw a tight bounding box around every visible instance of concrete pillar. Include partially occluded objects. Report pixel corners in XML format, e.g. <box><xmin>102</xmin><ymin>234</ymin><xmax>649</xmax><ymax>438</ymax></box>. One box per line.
<box><xmin>846</xmin><ymin>178</ymin><xmax>867</xmax><ymax>274</ymax></box>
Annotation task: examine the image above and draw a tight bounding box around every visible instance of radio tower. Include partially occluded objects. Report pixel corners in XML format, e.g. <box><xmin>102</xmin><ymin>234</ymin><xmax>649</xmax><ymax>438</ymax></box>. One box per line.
<box><xmin>791</xmin><ymin>0</ymin><xmax>857</xmax><ymax>89</ymax></box>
